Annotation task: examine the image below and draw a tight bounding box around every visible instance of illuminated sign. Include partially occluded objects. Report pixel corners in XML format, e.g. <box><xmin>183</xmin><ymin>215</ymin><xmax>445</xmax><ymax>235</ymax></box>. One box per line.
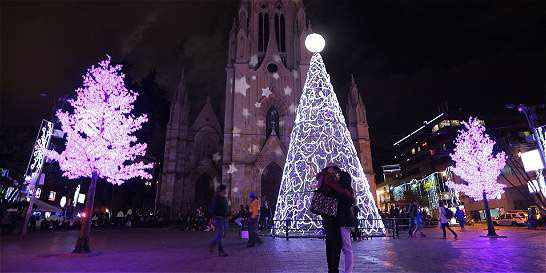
<box><xmin>48</xmin><ymin>191</ymin><xmax>56</xmax><ymax>201</ymax></box>
<box><xmin>35</xmin><ymin>188</ymin><xmax>41</xmax><ymax>198</ymax></box>
<box><xmin>77</xmin><ymin>193</ymin><xmax>86</xmax><ymax>204</ymax></box>
<box><xmin>60</xmin><ymin>196</ymin><xmax>67</xmax><ymax>208</ymax></box>
<box><xmin>24</xmin><ymin>120</ymin><xmax>54</xmax><ymax>184</ymax></box>
<box><xmin>73</xmin><ymin>184</ymin><xmax>80</xmax><ymax>206</ymax></box>
<box><xmin>521</xmin><ymin>149</ymin><xmax>544</xmax><ymax>172</ymax></box>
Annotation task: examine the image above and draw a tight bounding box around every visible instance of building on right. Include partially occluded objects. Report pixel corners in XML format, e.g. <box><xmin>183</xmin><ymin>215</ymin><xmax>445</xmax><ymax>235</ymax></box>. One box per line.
<box><xmin>385</xmin><ymin>109</ymin><xmax>546</xmax><ymax>221</ymax></box>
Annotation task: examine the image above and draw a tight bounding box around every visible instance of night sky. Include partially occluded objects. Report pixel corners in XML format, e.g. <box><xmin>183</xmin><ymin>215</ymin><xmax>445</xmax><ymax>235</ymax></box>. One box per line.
<box><xmin>1</xmin><ymin>0</ymin><xmax>543</xmax><ymax>172</ymax></box>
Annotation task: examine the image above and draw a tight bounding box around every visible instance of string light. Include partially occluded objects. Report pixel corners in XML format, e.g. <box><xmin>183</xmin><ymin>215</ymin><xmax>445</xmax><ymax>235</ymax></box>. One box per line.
<box><xmin>45</xmin><ymin>55</ymin><xmax>152</xmax><ymax>185</ymax></box>
<box><xmin>273</xmin><ymin>52</ymin><xmax>383</xmax><ymax>236</ymax></box>
<box><xmin>446</xmin><ymin>117</ymin><xmax>506</xmax><ymax>200</ymax></box>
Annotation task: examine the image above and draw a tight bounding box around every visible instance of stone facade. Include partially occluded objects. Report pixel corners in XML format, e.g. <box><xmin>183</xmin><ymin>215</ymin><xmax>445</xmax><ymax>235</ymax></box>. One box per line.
<box><xmin>159</xmin><ymin>0</ymin><xmax>375</xmax><ymax>217</ymax></box>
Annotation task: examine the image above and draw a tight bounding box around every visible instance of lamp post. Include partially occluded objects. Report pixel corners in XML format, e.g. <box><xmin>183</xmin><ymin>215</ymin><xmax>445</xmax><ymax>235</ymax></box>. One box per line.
<box><xmin>508</xmin><ymin>104</ymin><xmax>546</xmax><ymax>167</ymax></box>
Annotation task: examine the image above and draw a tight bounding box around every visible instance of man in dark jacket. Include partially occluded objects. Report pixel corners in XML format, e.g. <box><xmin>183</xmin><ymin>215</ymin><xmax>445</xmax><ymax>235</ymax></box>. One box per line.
<box><xmin>408</xmin><ymin>201</ymin><xmax>418</xmax><ymax>237</ymax></box>
<box><xmin>209</xmin><ymin>185</ymin><xmax>229</xmax><ymax>256</ymax></box>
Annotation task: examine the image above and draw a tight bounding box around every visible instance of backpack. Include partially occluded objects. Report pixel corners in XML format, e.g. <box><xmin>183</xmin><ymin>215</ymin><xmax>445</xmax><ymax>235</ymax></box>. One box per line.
<box><xmin>444</xmin><ymin>208</ymin><xmax>454</xmax><ymax>219</ymax></box>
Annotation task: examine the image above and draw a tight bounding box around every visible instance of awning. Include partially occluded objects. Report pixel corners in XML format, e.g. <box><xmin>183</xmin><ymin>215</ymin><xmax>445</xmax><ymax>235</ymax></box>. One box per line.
<box><xmin>32</xmin><ymin>199</ymin><xmax>62</xmax><ymax>213</ymax></box>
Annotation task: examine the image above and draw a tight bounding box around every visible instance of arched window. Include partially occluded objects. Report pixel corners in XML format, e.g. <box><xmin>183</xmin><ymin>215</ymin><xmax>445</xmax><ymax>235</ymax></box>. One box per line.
<box><xmin>258</xmin><ymin>13</ymin><xmax>269</xmax><ymax>52</ymax></box>
<box><xmin>266</xmin><ymin>106</ymin><xmax>279</xmax><ymax>138</ymax></box>
<box><xmin>274</xmin><ymin>14</ymin><xmax>286</xmax><ymax>52</ymax></box>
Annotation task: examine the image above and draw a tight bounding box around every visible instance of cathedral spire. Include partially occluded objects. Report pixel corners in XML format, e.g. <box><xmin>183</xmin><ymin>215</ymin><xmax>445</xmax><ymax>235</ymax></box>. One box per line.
<box><xmin>169</xmin><ymin>67</ymin><xmax>190</xmax><ymax>128</ymax></box>
<box><xmin>349</xmin><ymin>74</ymin><xmax>367</xmax><ymax>124</ymax></box>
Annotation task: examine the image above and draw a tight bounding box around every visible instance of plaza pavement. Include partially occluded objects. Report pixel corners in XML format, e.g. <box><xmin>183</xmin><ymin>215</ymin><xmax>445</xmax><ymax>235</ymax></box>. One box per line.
<box><xmin>1</xmin><ymin>224</ymin><xmax>544</xmax><ymax>272</ymax></box>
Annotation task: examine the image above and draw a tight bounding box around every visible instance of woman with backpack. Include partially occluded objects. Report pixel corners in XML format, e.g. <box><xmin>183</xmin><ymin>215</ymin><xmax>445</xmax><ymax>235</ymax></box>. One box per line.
<box><xmin>439</xmin><ymin>201</ymin><xmax>458</xmax><ymax>239</ymax></box>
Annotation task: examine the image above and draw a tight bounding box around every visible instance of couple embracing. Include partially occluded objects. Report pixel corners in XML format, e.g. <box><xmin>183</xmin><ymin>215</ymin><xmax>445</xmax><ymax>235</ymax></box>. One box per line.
<box><xmin>316</xmin><ymin>165</ymin><xmax>357</xmax><ymax>273</ymax></box>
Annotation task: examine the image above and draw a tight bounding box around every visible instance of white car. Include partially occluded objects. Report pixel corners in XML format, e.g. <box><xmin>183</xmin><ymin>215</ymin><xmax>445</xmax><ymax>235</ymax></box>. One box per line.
<box><xmin>494</xmin><ymin>213</ymin><xmax>526</xmax><ymax>226</ymax></box>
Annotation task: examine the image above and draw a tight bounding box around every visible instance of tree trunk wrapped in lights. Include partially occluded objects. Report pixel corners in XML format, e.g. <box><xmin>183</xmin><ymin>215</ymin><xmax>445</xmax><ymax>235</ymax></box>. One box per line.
<box><xmin>446</xmin><ymin>117</ymin><xmax>506</xmax><ymax>237</ymax></box>
<box><xmin>45</xmin><ymin>56</ymin><xmax>152</xmax><ymax>253</ymax></box>
<box><xmin>273</xmin><ymin>50</ymin><xmax>382</xmax><ymax>237</ymax></box>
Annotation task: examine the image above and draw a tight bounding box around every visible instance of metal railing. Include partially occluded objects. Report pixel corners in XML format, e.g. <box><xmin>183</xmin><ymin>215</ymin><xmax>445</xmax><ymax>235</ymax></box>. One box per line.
<box><xmin>257</xmin><ymin>218</ymin><xmax>413</xmax><ymax>240</ymax></box>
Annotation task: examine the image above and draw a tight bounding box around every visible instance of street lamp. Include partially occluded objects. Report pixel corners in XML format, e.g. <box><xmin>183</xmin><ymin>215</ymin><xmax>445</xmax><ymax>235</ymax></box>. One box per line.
<box><xmin>507</xmin><ymin>104</ymin><xmax>546</xmax><ymax>168</ymax></box>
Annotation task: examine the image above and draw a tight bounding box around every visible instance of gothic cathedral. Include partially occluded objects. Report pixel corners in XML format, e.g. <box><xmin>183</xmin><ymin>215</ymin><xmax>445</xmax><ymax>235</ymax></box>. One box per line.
<box><xmin>159</xmin><ymin>0</ymin><xmax>375</xmax><ymax>218</ymax></box>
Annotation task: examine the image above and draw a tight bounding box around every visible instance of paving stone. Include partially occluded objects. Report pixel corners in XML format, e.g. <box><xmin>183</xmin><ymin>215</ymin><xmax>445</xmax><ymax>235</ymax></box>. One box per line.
<box><xmin>1</xmin><ymin>225</ymin><xmax>544</xmax><ymax>272</ymax></box>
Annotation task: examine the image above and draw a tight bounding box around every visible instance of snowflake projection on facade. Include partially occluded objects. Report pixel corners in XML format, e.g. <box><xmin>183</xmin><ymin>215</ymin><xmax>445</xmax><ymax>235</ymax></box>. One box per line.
<box><xmin>232</xmin><ymin>127</ymin><xmax>241</xmax><ymax>137</ymax></box>
<box><xmin>261</xmin><ymin>87</ymin><xmax>272</xmax><ymax>98</ymax></box>
<box><xmin>242</xmin><ymin>108</ymin><xmax>250</xmax><ymax>119</ymax></box>
<box><xmin>234</xmin><ymin>76</ymin><xmax>250</xmax><ymax>96</ymax></box>
<box><xmin>284</xmin><ymin>86</ymin><xmax>293</xmax><ymax>96</ymax></box>
<box><xmin>273</xmin><ymin>53</ymin><xmax>384</xmax><ymax>237</ymax></box>
<box><xmin>255</xmin><ymin>102</ymin><xmax>262</xmax><ymax>108</ymax></box>
<box><xmin>232</xmin><ymin>186</ymin><xmax>239</xmax><ymax>193</ymax></box>
<box><xmin>292</xmin><ymin>70</ymin><xmax>299</xmax><ymax>79</ymax></box>
<box><xmin>279</xmin><ymin>120</ymin><xmax>285</xmax><ymax>127</ymax></box>
<box><xmin>249</xmin><ymin>55</ymin><xmax>258</xmax><ymax>67</ymax></box>
<box><xmin>227</xmin><ymin>163</ymin><xmax>238</xmax><ymax>175</ymax></box>
<box><xmin>275</xmin><ymin>148</ymin><xmax>283</xmax><ymax>156</ymax></box>
<box><xmin>256</xmin><ymin>120</ymin><xmax>265</xmax><ymax>127</ymax></box>
<box><xmin>288</xmin><ymin>103</ymin><xmax>296</xmax><ymax>114</ymax></box>
<box><xmin>212</xmin><ymin>152</ymin><xmax>221</xmax><ymax>162</ymax></box>
<box><xmin>273</xmin><ymin>73</ymin><xmax>280</xmax><ymax>80</ymax></box>
<box><xmin>252</xmin><ymin>75</ymin><xmax>256</xmax><ymax>80</ymax></box>
<box><xmin>273</xmin><ymin>54</ymin><xmax>282</xmax><ymax>63</ymax></box>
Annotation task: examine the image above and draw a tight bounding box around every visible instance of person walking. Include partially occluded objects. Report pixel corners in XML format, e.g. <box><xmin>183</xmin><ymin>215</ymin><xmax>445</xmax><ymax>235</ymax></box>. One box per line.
<box><xmin>389</xmin><ymin>205</ymin><xmax>401</xmax><ymax>237</ymax></box>
<box><xmin>337</xmin><ymin>171</ymin><xmax>356</xmax><ymax>273</ymax></box>
<box><xmin>439</xmin><ymin>201</ymin><xmax>457</xmax><ymax>239</ymax></box>
<box><xmin>408</xmin><ymin>201</ymin><xmax>418</xmax><ymax>237</ymax></box>
<box><xmin>316</xmin><ymin>166</ymin><xmax>354</xmax><ymax>273</ymax></box>
<box><xmin>411</xmin><ymin>205</ymin><xmax>426</xmax><ymax>238</ymax></box>
<box><xmin>247</xmin><ymin>192</ymin><xmax>263</xmax><ymax>247</ymax></box>
<box><xmin>209</xmin><ymin>185</ymin><xmax>229</xmax><ymax>257</ymax></box>
<box><xmin>455</xmin><ymin>207</ymin><xmax>465</xmax><ymax>231</ymax></box>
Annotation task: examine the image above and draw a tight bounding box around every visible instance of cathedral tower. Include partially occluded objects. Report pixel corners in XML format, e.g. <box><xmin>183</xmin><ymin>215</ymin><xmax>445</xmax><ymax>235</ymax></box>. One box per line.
<box><xmin>346</xmin><ymin>75</ymin><xmax>377</xmax><ymax>202</ymax></box>
<box><xmin>223</xmin><ymin>0</ymin><xmax>312</xmax><ymax>210</ymax></box>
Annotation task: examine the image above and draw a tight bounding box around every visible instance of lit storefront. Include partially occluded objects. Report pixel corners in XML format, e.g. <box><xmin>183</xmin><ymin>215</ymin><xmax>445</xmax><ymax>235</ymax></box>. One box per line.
<box><xmin>391</xmin><ymin>169</ymin><xmax>461</xmax><ymax>217</ymax></box>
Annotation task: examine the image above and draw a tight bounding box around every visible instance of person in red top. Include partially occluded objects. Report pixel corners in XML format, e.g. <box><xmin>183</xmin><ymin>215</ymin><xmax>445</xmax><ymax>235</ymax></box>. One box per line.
<box><xmin>316</xmin><ymin>165</ymin><xmax>355</xmax><ymax>273</ymax></box>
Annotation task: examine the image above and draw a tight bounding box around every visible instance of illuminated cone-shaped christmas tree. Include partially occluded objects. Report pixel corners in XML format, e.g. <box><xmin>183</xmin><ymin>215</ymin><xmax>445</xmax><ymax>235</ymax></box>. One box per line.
<box><xmin>273</xmin><ymin>37</ymin><xmax>383</xmax><ymax>236</ymax></box>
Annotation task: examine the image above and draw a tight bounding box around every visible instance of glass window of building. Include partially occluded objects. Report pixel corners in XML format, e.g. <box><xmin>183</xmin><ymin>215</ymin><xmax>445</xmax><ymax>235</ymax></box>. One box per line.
<box><xmin>412</xmin><ymin>148</ymin><xmax>416</xmax><ymax>155</ymax></box>
<box><xmin>432</xmin><ymin>124</ymin><xmax>439</xmax><ymax>132</ymax></box>
<box><xmin>440</xmin><ymin>120</ymin><xmax>451</xmax><ymax>129</ymax></box>
<box><xmin>451</xmin><ymin>120</ymin><xmax>460</xmax><ymax>126</ymax></box>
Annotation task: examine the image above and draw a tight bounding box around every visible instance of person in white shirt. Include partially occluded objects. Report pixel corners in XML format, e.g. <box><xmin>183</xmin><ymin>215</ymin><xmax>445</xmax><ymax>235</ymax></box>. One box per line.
<box><xmin>438</xmin><ymin>201</ymin><xmax>458</xmax><ymax>239</ymax></box>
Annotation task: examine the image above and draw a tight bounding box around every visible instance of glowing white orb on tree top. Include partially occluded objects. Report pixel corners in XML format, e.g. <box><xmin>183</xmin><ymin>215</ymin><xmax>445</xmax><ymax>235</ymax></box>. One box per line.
<box><xmin>305</xmin><ymin>33</ymin><xmax>325</xmax><ymax>53</ymax></box>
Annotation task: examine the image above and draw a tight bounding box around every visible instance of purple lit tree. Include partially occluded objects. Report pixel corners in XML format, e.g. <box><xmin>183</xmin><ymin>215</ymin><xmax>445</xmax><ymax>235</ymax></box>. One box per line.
<box><xmin>46</xmin><ymin>56</ymin><xmax>152</xmax><ymax>252</ymax></box>
<box><xmin>447</xmin><ymin>117</ymin><xmax>506</xmax><ymax>237</ymax></box>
